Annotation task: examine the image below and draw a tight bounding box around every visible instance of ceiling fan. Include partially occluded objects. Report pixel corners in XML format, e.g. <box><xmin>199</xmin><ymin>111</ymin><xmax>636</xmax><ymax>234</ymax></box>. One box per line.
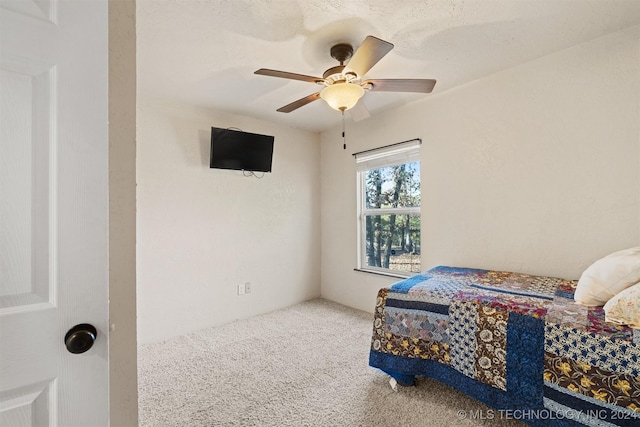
<box><xmin>254</xmin><ymin>35</ymin><xmax>436</xmax><ymax>115</ymax></box>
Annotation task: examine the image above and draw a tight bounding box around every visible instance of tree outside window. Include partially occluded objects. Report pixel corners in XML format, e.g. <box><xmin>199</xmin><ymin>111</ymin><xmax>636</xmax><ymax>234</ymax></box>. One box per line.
<box><xmin>356</xmin><ymin>140</ymin><xmax>421</xmax><ymax>276</ymax></box>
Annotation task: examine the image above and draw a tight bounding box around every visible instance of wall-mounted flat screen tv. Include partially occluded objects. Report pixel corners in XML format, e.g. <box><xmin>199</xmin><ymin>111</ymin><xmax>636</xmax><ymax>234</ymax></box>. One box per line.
<box><xmin>209</xmin><ymin>127</ymin><xmax>275</xmax><ymax>172</ymax></box>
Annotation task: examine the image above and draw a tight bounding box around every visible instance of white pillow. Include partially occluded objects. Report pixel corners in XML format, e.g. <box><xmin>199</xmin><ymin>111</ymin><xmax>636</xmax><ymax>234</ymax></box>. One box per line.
<box><xmin>574</xmin><ymin>247</ymin><xmax>640</xmax><ymax>306</ymax></box>
<box><xmin>604</xmin><ymin>282</ymin><xmax>640</xmax><ymax>328</ymax></box>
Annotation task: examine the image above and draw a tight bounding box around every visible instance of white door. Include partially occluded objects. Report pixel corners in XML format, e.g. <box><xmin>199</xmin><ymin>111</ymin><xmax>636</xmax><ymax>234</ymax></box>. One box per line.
<box><xmin>0</xmin><ymin>1</ymin><xmax>109</xmax><ymax>426</ymax></box>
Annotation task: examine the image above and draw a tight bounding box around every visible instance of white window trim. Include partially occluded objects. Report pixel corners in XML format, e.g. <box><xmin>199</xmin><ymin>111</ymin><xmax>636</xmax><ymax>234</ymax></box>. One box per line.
<box><xmin>355</xmin><ymin>139</ymin><xmax>421</xmax><ymax>277</ymax></box>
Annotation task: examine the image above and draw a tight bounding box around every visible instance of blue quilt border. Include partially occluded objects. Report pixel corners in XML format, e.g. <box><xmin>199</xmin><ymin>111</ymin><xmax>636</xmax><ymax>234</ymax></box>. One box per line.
<box><xmin>369</xmin><ymin>351</ymin><xmax>585</xmax><ymax>427</ymax></box>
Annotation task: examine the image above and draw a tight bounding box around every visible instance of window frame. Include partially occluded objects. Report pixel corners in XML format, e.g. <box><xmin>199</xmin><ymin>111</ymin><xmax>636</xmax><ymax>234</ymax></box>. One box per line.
<box><xmin>355</xmin><ymin>139</ymin><xmax>421</xmax><ymax>277</ymax></box>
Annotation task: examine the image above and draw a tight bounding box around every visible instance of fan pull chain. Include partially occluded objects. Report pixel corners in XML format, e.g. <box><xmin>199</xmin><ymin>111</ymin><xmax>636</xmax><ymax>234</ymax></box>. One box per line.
<box><xmin>342</xmin><ymin>111</ymin><xmax>346</xmax><ymax>150</ymax></box>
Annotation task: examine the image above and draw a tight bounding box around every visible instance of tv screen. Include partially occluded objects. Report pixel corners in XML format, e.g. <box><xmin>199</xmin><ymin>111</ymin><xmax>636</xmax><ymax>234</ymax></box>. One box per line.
<box><xmin>210</xmin><ymin>127</ymin><xmax>275</xmax><ymax>172</ymax></box>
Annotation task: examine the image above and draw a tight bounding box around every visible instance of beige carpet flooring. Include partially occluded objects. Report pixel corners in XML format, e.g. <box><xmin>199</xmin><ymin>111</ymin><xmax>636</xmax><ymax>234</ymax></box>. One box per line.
<box><xmin>138</xmin><ymin>298</ymin><xmax>525</xmax><ymax>427</ymax></box>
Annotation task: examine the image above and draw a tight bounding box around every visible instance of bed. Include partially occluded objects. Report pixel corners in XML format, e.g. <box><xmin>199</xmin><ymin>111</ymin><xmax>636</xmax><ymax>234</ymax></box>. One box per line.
<box><xmin>369</xmin><ymin>266</ymin><xmax>640</xmax><ymax>426</ymax></box>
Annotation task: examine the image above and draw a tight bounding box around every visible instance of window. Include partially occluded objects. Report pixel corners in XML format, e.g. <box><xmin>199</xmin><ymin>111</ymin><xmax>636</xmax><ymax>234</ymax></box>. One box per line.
<box><xmin>355</xmin><ymin>139</ymin><xmax>421</xmax><ymax>276</ymax></box>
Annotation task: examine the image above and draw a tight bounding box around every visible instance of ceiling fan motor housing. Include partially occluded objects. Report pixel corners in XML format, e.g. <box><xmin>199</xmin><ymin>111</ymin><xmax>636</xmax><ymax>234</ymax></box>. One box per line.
<box><xmin>323</xmin><ymin>43</ymin><xmax>359</xmax><ymax>84</ymax></box>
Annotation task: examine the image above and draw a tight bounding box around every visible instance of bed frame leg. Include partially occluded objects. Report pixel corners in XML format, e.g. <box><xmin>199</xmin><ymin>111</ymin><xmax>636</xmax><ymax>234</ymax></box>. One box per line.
<box><xmin>386</xmin><ymin>371</ymin><xmax>415</xmax><ymax>387</ymax></box>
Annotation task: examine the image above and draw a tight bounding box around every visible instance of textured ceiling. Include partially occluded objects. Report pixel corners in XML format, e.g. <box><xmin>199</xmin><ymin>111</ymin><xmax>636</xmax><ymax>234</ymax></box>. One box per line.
<box><xmin>137</xmin><ymin>0</ymin><xmax>640</xmax><ymax>133</ymax></box>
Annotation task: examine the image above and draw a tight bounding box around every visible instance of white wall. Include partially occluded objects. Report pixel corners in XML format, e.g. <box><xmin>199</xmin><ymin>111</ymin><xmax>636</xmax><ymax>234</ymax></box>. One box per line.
<box><xmin>137</xmin><ymin>97</ymin><xmax>321</xmax><ymax>344</ymax></box>
<box><xmin>321</xmin><ymin>26</ymin><xmax>640</xmax><ymax>313</ymax></box>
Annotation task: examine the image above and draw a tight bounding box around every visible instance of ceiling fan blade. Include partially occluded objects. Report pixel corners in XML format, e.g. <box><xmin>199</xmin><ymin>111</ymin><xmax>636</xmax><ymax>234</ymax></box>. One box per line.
<box><xmin>349</xmin><ymin>99</ymin><xmax>370</xmax><ymax>122</ymax></box>
<box><xmin>255</xmin><ymin>68</ymin><xmax>323</xmax><ymax>84</ymax></box>
<box><xmin>276</xmin><ymin>92</ymin><xmax>321</xmax><ymax>113</ymax></box>
<box><xmin>362</xmin><ymin>79</ymin><xmax>436</xmax><ymax>93</ymax></box>
<box><xmin>345</xmin><ymin>36</ymin><xmax>394</xmax><ymax>78</ymax></box>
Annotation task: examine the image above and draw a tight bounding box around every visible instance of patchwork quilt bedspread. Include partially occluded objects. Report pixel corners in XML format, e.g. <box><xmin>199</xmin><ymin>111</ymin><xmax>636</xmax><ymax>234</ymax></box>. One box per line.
<box><xmin>369</xmin><ymin>266</ymin><xmax>640</xmax><ymax>426</ymax></box>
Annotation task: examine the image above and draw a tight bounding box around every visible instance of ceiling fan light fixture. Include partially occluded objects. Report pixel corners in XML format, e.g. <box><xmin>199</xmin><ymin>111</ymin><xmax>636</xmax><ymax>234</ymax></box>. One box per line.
<box><xmin>320</xmin><ymin>82</ymin><xmax>365</xmax><ymax>112</ymax></box>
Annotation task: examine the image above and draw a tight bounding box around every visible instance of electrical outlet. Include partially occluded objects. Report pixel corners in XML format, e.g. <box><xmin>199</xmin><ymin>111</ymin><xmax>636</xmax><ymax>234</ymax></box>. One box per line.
<box><xmin>237</xmin><ymin>283</ymin><xmax>245</xmax><ymax>295</ymax></box>
<box><xmin>245</xmin><ymin>282</ymin><xmax>251</xmax><ymax>294</ymax></box>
